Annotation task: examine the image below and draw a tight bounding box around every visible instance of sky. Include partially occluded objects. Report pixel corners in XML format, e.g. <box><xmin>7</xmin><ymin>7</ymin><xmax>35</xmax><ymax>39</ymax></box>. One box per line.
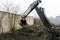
<box><xmin>0</xmin><ymin>0</ymin><xmax>60</xmax><ymax>18</ymax></box>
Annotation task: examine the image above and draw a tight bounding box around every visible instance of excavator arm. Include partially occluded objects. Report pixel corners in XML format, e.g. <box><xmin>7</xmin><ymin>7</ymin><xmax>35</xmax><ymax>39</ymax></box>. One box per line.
<box><xmin>20</xmin><ymin>0</ymin><xmax>59</xmax><ymax>40</ymax></box>
<box><xmin>21</xmin><ymin>0</ymin><xmax>41</xmax><ymax>18</ymax></box>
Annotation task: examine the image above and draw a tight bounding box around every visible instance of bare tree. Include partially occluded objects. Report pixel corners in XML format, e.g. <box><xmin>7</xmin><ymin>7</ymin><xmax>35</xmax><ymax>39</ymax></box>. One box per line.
<box><xmin>0</xmin><ymin>0</ymin><xmax>20</xmax><ymax>32</ymax></box>
<box><xmin>0</xmin><ymin>0</ymin><xmax>20</xmax><ymax>13</ymax></box>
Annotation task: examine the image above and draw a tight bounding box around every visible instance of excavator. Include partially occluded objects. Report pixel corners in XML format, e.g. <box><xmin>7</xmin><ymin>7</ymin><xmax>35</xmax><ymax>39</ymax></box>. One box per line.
<box><xmin>20</xmin><ymin>0</ymin><xmax>59</xmax><ymax>40</ymax></box>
